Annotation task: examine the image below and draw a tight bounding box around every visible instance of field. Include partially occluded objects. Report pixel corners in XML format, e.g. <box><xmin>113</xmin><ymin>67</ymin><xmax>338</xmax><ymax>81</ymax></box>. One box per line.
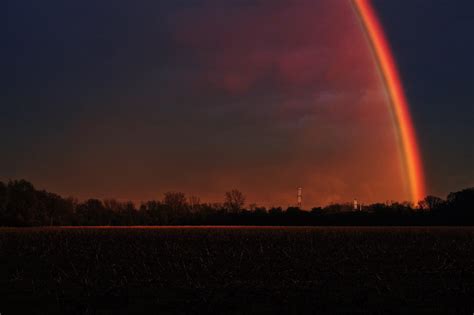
<box><xmin>1</xmin><ymin>227</ymin><xmax>474</xmax><ymax>314</ymax></box>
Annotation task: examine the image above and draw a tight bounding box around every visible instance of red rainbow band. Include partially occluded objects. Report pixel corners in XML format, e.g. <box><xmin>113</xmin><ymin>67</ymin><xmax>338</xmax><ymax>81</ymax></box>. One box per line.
<box><xmin>352</xmin><ymin>0</ymin><xmax>426</xmax><ymax>203</ymax></box>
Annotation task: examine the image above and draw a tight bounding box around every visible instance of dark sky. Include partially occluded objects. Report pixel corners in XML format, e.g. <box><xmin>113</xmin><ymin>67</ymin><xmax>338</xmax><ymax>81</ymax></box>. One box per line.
<box><xmin>2</xmin><ymin>0</ymin><xmax>473</xmax><ymax>206</ymax></box>
<box><xmin>372</xmin><ymin>0</ymin><xmax>474</xmax><ymax>198</ymax></box>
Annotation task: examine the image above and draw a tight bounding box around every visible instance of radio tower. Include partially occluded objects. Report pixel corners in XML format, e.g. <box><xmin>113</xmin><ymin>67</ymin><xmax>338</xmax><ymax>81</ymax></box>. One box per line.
<box><xmin>297</xmin><ymin>187</ymin><xmax>303</xmax><ymax>208</ymax></box>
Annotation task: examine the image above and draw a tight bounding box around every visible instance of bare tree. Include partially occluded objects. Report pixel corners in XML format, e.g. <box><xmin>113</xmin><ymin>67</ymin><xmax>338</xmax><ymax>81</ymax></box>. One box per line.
<box><xmin>224</xmin><ymin>189</ymin><xmax>246</xmax><ymax>213</ymax></box>
<box><xmin>188</xmin><ymin>196</ymin><xmax>201</xmax><ymax>213</ymax></box>
<box><xmin>163</xmin><ymin>192</ymin><xmax>188</xmax><ymax>214</ymax></box>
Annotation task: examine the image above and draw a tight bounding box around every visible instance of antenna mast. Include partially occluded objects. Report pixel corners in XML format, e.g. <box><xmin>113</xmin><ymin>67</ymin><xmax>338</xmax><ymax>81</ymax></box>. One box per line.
<box><xmin>297</xmin><ymin>187</ymin><xmax>303</xmax><ymax>208</ymax></box>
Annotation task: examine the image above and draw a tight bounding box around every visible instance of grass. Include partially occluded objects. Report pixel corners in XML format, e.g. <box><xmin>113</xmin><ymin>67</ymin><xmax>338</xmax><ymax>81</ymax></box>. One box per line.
<box><xmin>1</xmin><ymin>226</ymin><xmax>474</xmax><ymax>313</ymax></box>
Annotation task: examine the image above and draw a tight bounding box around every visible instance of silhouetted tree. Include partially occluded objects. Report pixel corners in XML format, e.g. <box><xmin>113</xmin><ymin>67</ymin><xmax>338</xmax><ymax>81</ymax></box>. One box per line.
<box><xmin>323</xmin><ymin>203</ymin><xmax>352</xmax><ymax>213</ymax></box>
<box><xmin>188</xmin><ymin>196</ymin><xmax>201</xmax><ymax>213</ymax></box>
<box><xmin>2</xmin><ymin>179</ymin><xmax>474</xmax><ymax>227</ymax></box>
<box><xmin>268</xmin><ymin>207</ymin><xmax>283</xmax><ymax>215</ymax></box>
<box><xmin>163</xmin><ymin>192</ymin><xmax>187</xmax><ymax>210</ymax></box>
<box><xmin>41</xmin><ymin>191</ymin><xmax>74</xmax><ymax>226</ymax></box>
<box><xmin>447</xmin><ymin>188</ymin><xmax>474</xmax><ymax>218</ymax></box>
<box><xmin>418</xmin><ymin>195</ymin><xmax>444</xmax><ymax>212</ymax></box>
<box><xmin>4</xmin><ymin>180</ymin><xmax>40</xmax><ymax>226</ymax></box>
<box><xmin>253</xmin><ymin>206</ymin><xmax>267</xmax><ymax>215</ymax></box>
<box><xmin>140</xmin><ymin>201</ymin><xmax>168</xmax><ymax>225</ymax></box>
<box><xmin>286</xmin><ymin>207</ymin><xmax>303</xmax><ymax>215</ymax></box>
<box><xmin>163</xmin><ymin>192</ymin><xmax>189</xmax><ymax>222</ymax></box>
<box><xmin>311</xmin><ymin>207</ymin><xmax>323</xmax><ymax>214</ymax></box>
<box><xmin>104</xmin><ymin>199</ymin><xmax>137</xmax><ymax>225</ymax></box>
<box><xmin>224</xmin><ymin>189</ymin><xmax>245</xmax><ymax>213</ymax></box>
<box><xmin>75</xmin><ymin>199</ymin><xmax>111</xmax><ymax>225</ymax></box>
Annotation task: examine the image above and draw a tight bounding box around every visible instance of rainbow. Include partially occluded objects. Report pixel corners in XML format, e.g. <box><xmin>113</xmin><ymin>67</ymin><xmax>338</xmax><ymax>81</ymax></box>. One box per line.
<box><xmin>352</xmin><ymin>0</ymin><xmax>426</xmax><ymax>203</ymax></box>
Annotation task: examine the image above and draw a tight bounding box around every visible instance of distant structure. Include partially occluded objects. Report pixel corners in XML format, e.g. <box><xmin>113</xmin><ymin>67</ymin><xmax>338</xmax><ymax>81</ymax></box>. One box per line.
<box><xmin>353</xmin><ymin>198</ymin><xmax>358</xmax><ymax>211</ymax></box>
<box><xmin>297</xmin><ymin>187</ymin><xmax>303</xmax><ymax>208</ymax></box>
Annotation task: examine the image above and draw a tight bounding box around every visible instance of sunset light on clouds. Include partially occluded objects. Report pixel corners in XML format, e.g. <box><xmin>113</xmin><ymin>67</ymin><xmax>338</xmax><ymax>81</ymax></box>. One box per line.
<box><xmin>2</xmin><ymin>0</ymin><xmax>407</xmax><ymax>206</ymax></box>
<box><xmin>2</xmin><ymin>0</ymin><xmax>472</xmax><ymax>206</ymax></box>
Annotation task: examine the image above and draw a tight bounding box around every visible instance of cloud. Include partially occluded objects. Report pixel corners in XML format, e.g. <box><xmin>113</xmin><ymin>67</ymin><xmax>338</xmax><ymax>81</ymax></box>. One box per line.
<box><xmin>173</xmin><ymin>0</ymin><xmax>375</xmax><ymax>96</ymax></box>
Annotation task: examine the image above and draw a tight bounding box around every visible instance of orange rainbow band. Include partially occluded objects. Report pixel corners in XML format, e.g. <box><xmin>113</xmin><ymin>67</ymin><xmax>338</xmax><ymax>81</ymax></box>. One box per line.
<box><xmin>352</xmin><ymin>0</ymin><xmax>426</xmax><ymax>203</ymax></box>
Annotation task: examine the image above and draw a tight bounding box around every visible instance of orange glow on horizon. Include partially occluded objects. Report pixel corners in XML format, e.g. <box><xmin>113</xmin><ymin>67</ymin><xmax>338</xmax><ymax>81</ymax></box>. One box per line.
<box><xmin>353</xmin><ymin>0</ymin><xmax>426</xmax><ymax>203</ymax></box>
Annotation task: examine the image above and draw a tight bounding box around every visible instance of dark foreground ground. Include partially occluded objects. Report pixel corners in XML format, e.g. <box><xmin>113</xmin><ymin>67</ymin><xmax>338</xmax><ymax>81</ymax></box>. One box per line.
<box><xmin>1</xmin><ymin>227</ymin><xmax>473</xmax><ymax>314</ymax></box>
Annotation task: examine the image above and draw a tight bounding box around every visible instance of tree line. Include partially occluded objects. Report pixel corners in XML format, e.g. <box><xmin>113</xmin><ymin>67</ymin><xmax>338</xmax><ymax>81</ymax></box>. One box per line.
<box><xmin>0</xmin><ymin>180</ymin><xmax>473</xmax><ymax>226</ymax></box>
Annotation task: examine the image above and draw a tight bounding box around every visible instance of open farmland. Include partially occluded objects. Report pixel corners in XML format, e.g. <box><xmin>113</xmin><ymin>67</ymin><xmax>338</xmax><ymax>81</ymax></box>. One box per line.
<box><xmin>1</xmin><ymin>227</ymin><xmax>474</xmax><ymax>313</ymax></box>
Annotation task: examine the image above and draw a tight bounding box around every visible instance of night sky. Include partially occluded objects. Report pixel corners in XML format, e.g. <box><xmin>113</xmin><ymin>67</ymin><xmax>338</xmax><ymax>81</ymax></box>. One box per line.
<box><xmin>2</xmin><ymin>0</ymin><xmax>473</xmax><ymax>206</ymax></box>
